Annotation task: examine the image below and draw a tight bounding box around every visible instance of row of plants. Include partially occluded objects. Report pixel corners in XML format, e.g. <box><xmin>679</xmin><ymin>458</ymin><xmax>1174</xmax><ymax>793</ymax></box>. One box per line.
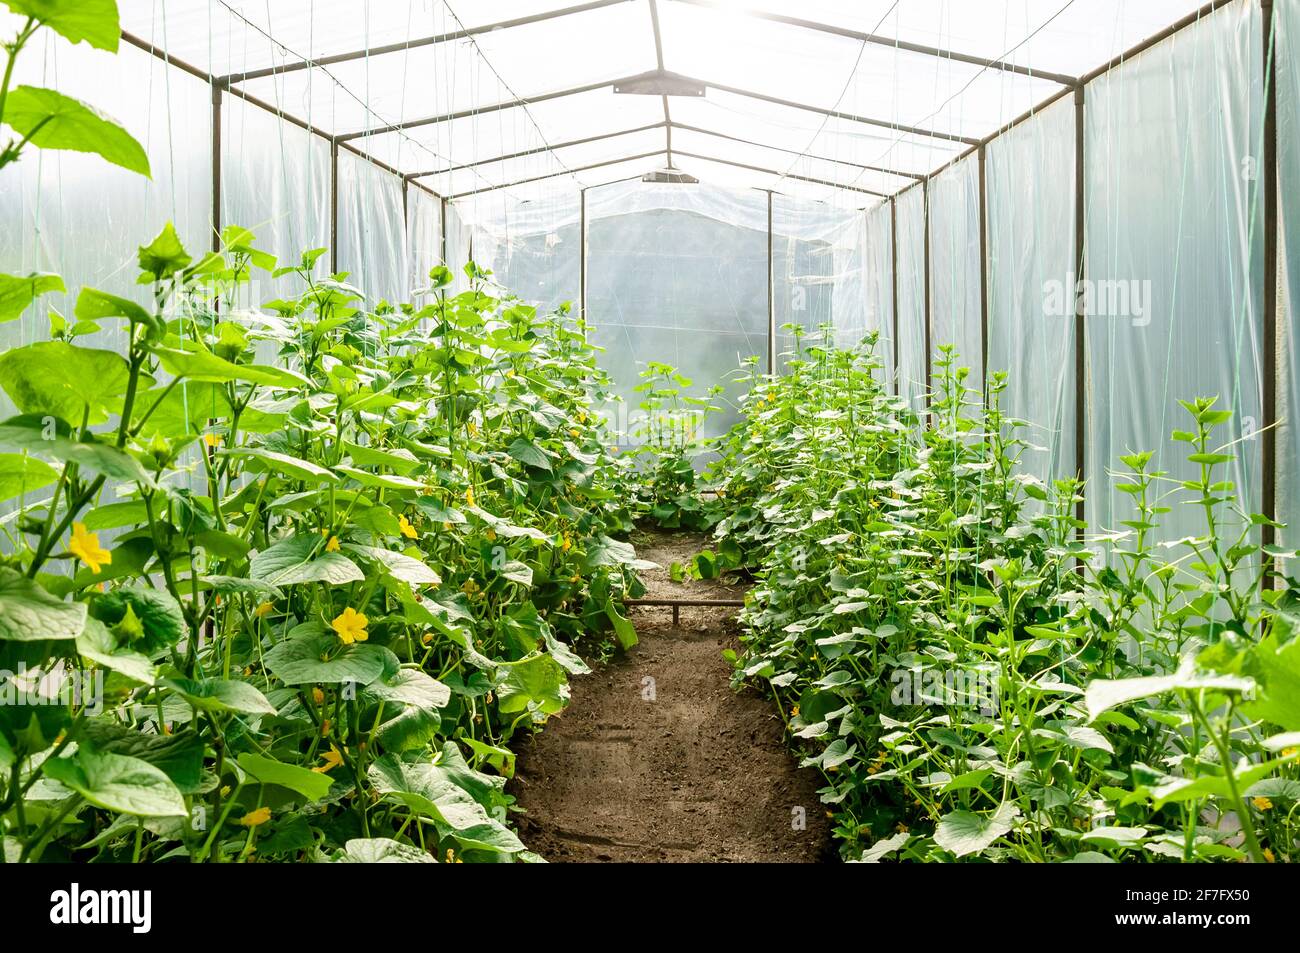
<box><xmin>707</xmin><ymin>324</ymin><xmax>1300</xmax><ymax>862</ymax></box>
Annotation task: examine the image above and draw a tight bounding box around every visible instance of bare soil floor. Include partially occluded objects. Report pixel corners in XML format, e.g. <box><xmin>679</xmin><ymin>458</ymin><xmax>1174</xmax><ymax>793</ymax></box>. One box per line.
<box><xmin>509</xmin><ymin>527</ymin><xmax>832</xmax><ymax>862</ymax></box>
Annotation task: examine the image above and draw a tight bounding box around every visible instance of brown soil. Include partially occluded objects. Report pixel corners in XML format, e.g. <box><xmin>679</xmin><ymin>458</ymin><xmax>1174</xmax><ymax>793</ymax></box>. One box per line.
<box><xmin>508</xmin><ymin>527</ymin><xmax>832</xmax><ymax>863</ymax></box>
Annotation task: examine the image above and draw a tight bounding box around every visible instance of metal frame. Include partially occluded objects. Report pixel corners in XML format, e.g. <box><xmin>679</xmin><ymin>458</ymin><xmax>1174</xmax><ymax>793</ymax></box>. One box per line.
<box><xmin>1263</xmin><ymin>0</ymin><xmax>1279</xmax><ymax>579</ymax></box>
<box><xmin>767</xmin><ymin>189</ymin><xmax>776</xmax><ymax>375</ymax></box>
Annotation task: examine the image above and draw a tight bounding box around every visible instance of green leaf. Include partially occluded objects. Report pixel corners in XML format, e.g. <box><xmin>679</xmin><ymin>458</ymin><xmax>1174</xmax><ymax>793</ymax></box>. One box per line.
<box><xmin>0</xmin><ymin>452</ymin><xmax>57</xmax><ymax>502</ymax></box>
<box><xmin>934</xmin><ymin>802</ymin><xmax>1019</xmax><ymax>858</ymax></box>
<box><xmin>250</xmin><ymin>534</ymin><xmax>363</xmax><ymax>587</ymax></box>
<box><xmin>236</xmin><ymin>752</ymin><xmax>332</xmax><ymax>801</ymax></box>
<box><xmin>0</xmin><ymin>567</ymin><xmax>85</xmax><ymax>642</ymax></box>
<box><xmin>75</xmin><ymin>617</ymin><xmax>155</xmax><ymax>685</ymax></box>
<box><xmin>0</xmin><ymin>272</ymin><xmax>65</xmax><ymax>323</ymax></box>
<box><xmin>1084</xmin><ymin>661</ymin><xmax>1255</xmax><ymax>720</ymax></box>
<box><xmin>3</xmin><ymin>0</ymin><xmax>121</xmax><ymax>50</ymax></box>
<box><xmin>43</xmin><ymin>747</ymin><xmax>187</xmax><ymax>817</ymax></box>
<box><xmin>263</xmin><ymin>630</ymin><xmax>395</xmax><ymax>687</ymax></box>
<box><xmin>3</xmin><ymin>86</ymin><xmax>149</xmax><ymax>176</ymax></box>
<box><xmin>88</xmin><ymin>585</ymin><xmax>185</xmax><ymax>653</ymax></box>
<box><xmin>137</xmin><ymin>222</ymin><xmax>190</xmax><ymax>281</ymax></box>
<box><xmin>368</xmin><ymin>750</ymin><xmax>523</xmax><ymax>854</ymax></box>
<box><xmin>343</xmin><ymin>543</ymin><xmax>440</xmax><ymax>585</ymax></box>
<box><xmin>330</xmin><ymin>837</ymin><xmax>435</xmax><ymax>863</ymax></box>
<box><xmin>507</xmin><ymin>437</ymin><xmax>552</xmax><ymax>472</ymax></box>
<box><xmin>155</xmin><ymin>343</ymin><xmax>309</xmax><ymax>389</ymax></box>
<box><xmin>74</xmin><ymin>286</ymin><xmax>152</xmax><ymax>326</ymax></box>
<box><xmin>604</xmin><ymin>599</ymin><xmax>638</xmax><ymax>650</ymax></box>
<box><xmin>220</xmin><ymin>447</ymin><xmax>337</xmax><ymax>484</ymax></box>
<box><xmin>495</xmin><ymin>652</ymin><xmax>569</xmax><ymax>716</ymax></box>
<box><xmin>1242</xmin><ymin>633</ymin><xmax>1300</xmax><ymax>731</ymax></box>
<box><xmin>0</xmin><ymin>340</ymin><xmax>132</xmax><ymax>424</ymax></box>
<box><xmin>334</xmin><ymin>465</ymin><xmax>425</xmax><ymax>492</ymax></box>
<box><xmin>78</xmin><ymin>720</ymin><xmax>204</xmax><ymax>793</ymax></box>
<box><xmin>162</xmin><ymin>677</ymin><xmax>277</xmax><ymax>717</ymax></box>
<box><xmin>365</xmin><ymin>667</ymin><xmax>452</xmax><ymax>711</ymax></box>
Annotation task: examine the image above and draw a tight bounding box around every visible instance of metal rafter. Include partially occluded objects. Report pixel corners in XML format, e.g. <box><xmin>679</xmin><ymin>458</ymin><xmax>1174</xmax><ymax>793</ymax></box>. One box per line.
<box><xmin>647</xmin><ymin>0</ymin><xmax>673</xmax><ymax>165</ymax></box>
<box><xmin>449</xmin><ymin>151</ymin><xmax>665</xmax><ymax>199</ymax></box>
<box><xmin>406</xmin><ymin>123</ymin><xmax>668</xmax><ymax>180</ymax></box>
<box><xmin>216</xmin><ymin>0</ymin><xmax>636</xmax><ymax>86</ymax></box>
<box><xmin>674</xmin><ymin>0</ymin><xmax>1078</xmax><ymax>87</ymax></box>
<box><xmin>671</xmin><ymin>123</ymin><xmax>924</xmax><ymax>182</ymax></box>
<box><xmin>338</xmin><ymin>69</ymin><xmax>977</xmax><ymax>146</ymax></box>
<box><xmin>672</xmin><ymin>151</ymin><xmax>888</xmax><ymax>197</ymax></box>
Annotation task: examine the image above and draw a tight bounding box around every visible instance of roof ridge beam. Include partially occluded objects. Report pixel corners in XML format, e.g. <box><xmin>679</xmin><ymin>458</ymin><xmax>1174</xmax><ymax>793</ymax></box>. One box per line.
<box><xmin>217</xmin><ymin>0</ymin><xmax>635</xmax><ymax>87</ymax></box>
<box><xmin>673</xmin><ymin>0</ymin><xmax>1078</xmax><ymax>87</ymax></box>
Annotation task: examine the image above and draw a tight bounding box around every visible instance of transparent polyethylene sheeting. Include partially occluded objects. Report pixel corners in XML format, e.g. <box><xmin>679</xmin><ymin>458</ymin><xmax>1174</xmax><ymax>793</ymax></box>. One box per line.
<box><xmin>894</xmin><ymin>185</ymin><xmax>928</xmax><ymax>410</ymax></box>
<box><xmin>928</xmin><ymin>154</ymin><xmax>983</xmax><ymax>393</ymax></box>
<box><xmin>221</xmin><ymin>96</ymin><xmax>330</xmax><ymax>293</ymax></box>
<box><xmin>1084</xmin><ymin>0</ymin><xmax>1264</xmax><ymax>550</ymax></box>
<box><xmin>0</xmin><ymin>36</ymin><xmax>211</xmax><ymax>417</ymax></box>
<box><xmin>406</xmin><ymin>186</ymin><xmax>443</xmax><ymax>299</ymax></box>
<box><xmin>856</xmin><ymin>202</ymin><xmax>895</xmax><ymax>381</ymax></box>
<box><xmin>336</xmin><ymin>150</ymin><xmax>408</xmax><ymax>305</ymax></box>
<box><xmin>1278</xmin><ymin>0</ymin><xmax>1300</xmax><ymax>566</ymax></box>
<box><xmin>585</xmin><ymin>194</ymin><xmax>770</xmax><ymax>443</ymax></box>
<box><xmin>489</xmin><ymin>191</ymin><xmax>582</xmax><ymax>316</ymax></box>
<box><xmin>986</xmin><ymin>98</ymin><xmax>1077</xmax><ymax>487</ymax></box>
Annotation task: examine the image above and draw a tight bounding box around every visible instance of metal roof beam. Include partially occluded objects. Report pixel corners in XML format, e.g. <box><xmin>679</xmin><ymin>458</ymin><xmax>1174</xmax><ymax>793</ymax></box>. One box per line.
<box><xmin>674</xmin><ymin>0</ymin><xmax>1079</xmax><ymax>87</ymax></box>
<box><xmin>217</xmin><ymin>0</ymin><xmax>635</xmax><ymax>86</ymax></box>
<box><xmin>671</xmin><ymin>123</ymin><xmax>924</xmax><ymax>181</ymax></box>
<box><xmin>671</xmin><ymin>151</ymin><xmax>888</xmax><ymax>197</ymax></box>
<box><xmin>449</xmin><ymin>151</ymin><xmax>666</xmax><ymax>199</ymax></box>
<box><xmin>406</xmin><ymin>122</ymin><xmax>668</xmax><ymax>180</ymax></box>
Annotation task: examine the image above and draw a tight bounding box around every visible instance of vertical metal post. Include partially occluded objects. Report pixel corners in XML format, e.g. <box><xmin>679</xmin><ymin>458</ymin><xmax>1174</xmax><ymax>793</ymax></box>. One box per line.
<box><xmin>922</xmin><ymin>177</ymin><xmax>932</xmax><ymax>409</ymax></box>
<box><xmin>891</xmin><ymin>196</ymin><xmax>899</xmax><ymax>398</ymax></box>
<box><xmin>978</xmin><ymin>144</ymin><xmax>990</xmax><ymax>399</ymax></box>
<box><xmin>1073</xmin><ymin>84</ymin><xmax>1088</xmax><ymax>530</ymax></box>
<box><xmin>579</xmin><ymin>187</ymin><xmax>588</xmax><ymax>324</ymax></box>
<box><xmin>1263</xmin><ymin>0</ymin><xmax>1279</xmax><ymax>577</ymax></box>
<box><xmin>329</xmin><ymin>138</ymin><xmax>340</xmax><ymax>274</ymax></box>
<box><xmin>439</xmin><ymin>195</ymin><xmax>449</xmax><ymax>267</ymax></box>
<box><xmin>211</xmin><ymin>84</ymin><xmax>223</xmax><ymax>252</ymax></box>
<box><xmin>767</xmin><ymin>189</ymin><xmax>776</xmax><ymax>375</ymax></box>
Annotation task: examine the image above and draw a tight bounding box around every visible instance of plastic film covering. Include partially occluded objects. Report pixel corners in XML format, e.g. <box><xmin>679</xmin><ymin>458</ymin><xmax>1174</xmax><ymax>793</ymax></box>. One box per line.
<box><xmin>0</xmin><ymin>32</ymin><xmax>211</xmax><ymax>415</ymax></box>
<box><xmin>858</xmin><ymin>201</ymin><xmax>895</xmax><ymax>378</ymax></box>
<box><xmin>894</xmin><ymin>185</ymin><xmax>928</xmax><ymax>410</ymax></box>
<box><xmin>583</xmin><ymin>182</ymin><xmax>770</xmax><ymax>442</ymax></box>
<box><xmin>406</xmin><ymin>186</ymin><xmax>443</xmax><ymax>298</ymax></box>
<box><xmin>773</xmin><ymin>196</ymin><xmax>868</xmax><ymax>372</ymax></box>
<box><xmin>1277</xmin><ymin>0</ymin><xmax>1300</xmax><ymax>566</ymax></box>
<box><xmin>221</xmin><ymin>95</ymin><xmax>331</xmax><ymax>291</ymax></box>
<box><xmin>336</xmin><ymin>149</ymin><xmax>408</xmax><ymax>304</ymax></box>
<box><xmin>476</xmin><ymin>189</ymin><xmax>582</xmax><ymax>316</ymax></box>
<box><xmin>1085</xmin><ymin>1</ymin><xmax>1264</xmax><ymax>551</ymax></box>
<box><xmin>985</xmin><ymin>97</ymin><xmax>1077</xmax><ymax>486</ymax></box>
<box><xmin>928</xmin><ymin>153</ymin><xmax>982</xmax><ymax>391</ymax></box>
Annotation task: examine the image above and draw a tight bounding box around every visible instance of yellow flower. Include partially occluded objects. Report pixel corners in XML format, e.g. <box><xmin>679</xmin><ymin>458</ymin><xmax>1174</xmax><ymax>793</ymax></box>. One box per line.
<box><xmin>312</xmin><ymin>744</ymin><xmax>344</xmax><ymax>774</ymax></box>
<box><xmin>311</xmin><ymin>686</ymin><xmax>325</xmax><ymax>705</ymax></box>
<box><xmin>505</xmin><ymin>369</ymin><xmax>516</xmax><ymax>379</ymax></box>
<box><xmin>467</xmin><ymin>420</ymin><xmax>478</xmax><ymax>436</ymax></box>
<box><xmin>896</xmin><ymin>822</ymin><xmax>909</xmax><ymax>834</ymax></box>
<box><xmin>1264</xmin><ymin>848</ymin><xmax>1276</xmax><ymax>863</ymax></box>
<box><xmin>253</xmin><ymin>601</ymin><xmax>274</xmax><ymax>618</ymax></box>
<box><xmin>1283</xmin><ymin>747</ymin><xmax>1298</xmax><ymax>758</ymax></box>
<box><xmin>69</xmin><ymin>522</ymin><xmax>112</xmax><ymax>575</ymax></box>
<box><xmin>324</xmin><ymin>535</ymin><xmax>341</xmax><ymax>553</ymax></box>
<box><xmin>331</xmin><ymin>607</ymin><xmax>369</xmax><ymax>644</ymax></box>
<box><xmin>569</xmin><ymin>428</ymin><xmax>580</xmax><ymax>439</ymax></box>
<box><xmin>560</xmin><ymin>533</ymin><xmax>572</xmax><ymax>553</ymax></box>
<box><xmin>461</xmin><ymin>578</ymin><xmax>480</xmax><ymax>597</ymax></box>
<box><xmin>790</xmin><ymin>705</ymin><xmax>800</xmax><ymax>718</ymax></box>
<box><xmin>486</xmin><ymin>529</ymin><xmax>497</xmax><ymax>542</ymax></box>
<box><xmin>203</xmin><ymin>432</ymin><xmax>221</xmax><ymax>448</ymax></box>
<box><xmin>321</xmin><ymin>718</ymin><xmax>332</xmax><ymax>737</ymax></box>
<box><xmin>1253</xmin><ymin>796</ymin><xmax>1274</xmax><ymax>812</ymax></box>
<box><xmin>239</xmin><ymin>807</ymin><xmax>271</xmax><ymax>827</ymax></box>
<box><xmin>465</xmin><ymin>486</ymin><xmax>476</xmax><ymax>508</ymax></box>
<box><xmin>398</xmin><ymin>514</ymin><xmax>418</xmax><ymax>539</ymax></box>
<box><xmin>442</xmin><ymin>521</ymin><xmax>452</xmax><ymax>530</ymax></box>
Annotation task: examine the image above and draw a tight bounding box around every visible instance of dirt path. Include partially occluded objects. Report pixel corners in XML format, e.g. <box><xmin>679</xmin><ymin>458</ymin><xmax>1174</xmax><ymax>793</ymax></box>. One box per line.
<box><xmin>509</xmin><ymin>528</ymin><xmax>832</xmax><ymax>863</ymax></box>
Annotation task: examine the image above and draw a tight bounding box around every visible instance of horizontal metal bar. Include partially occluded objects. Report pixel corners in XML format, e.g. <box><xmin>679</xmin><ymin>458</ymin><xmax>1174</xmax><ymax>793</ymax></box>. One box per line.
<box><xmin>625</xmin><ymin>598</ymin><xmax>746</xmax><ymax>608</ymax></box>
<box><xmin>336</xmin><ymin>77</ymin><xmax>621</xmax><ymax>141</ymax></box>
<box><xmin>672</xmin><ymin>122</ymin><xmax>923</xmax><ymax>181</ymax></box>
<box><xmin>706</xmin><ymin>80</ymin><xmax>981</xmax><ymax>146</ymax></box>
<box><xmin>673</xmin><ymin>150</ymin><xmax>889</xmax><ymax>197</ymax></box>
<box><xmin>676</xmin><ymin>0</ymin><xmax>1078</xmax><ymax>87</ymax></box>
<box><xmin>218</xmin><ymin>0</ymin><xmax>634</xmax><ymax>86</ymax></box>
<box><xmin>1076</xmin><ymin>0</ymin><xmax>1238</xmax><ymax>86</ymax></box>
<box><xmin>406</xmin><ymin>122</ymin><xmax>667</xmax><ymax>180</ymax></box>
<box><xmin>448</xmin><ymin>151</ymin><xmax>665</xmax><ymax>199</ymax></box>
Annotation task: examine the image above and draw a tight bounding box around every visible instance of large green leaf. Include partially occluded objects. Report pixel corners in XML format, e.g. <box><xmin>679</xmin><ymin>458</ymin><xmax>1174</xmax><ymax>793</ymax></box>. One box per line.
<box><xmin>0</xmin><ymin>568</ymin><xmax>85</xmax><ymax>642</ymax></box>
<box><xmin>136</xmin><ymin>222</ymin><xmax>190</xmax><ymax>281</ymax></box>
<box><xmin>223</xmin><ymin>448</ymin><xmax>337</xmax><ymax>484</ymax></box>
<box><xmin>495</xmin><ymin>652</ymin><xmax>569</xmax><ymax>716</ymax></box>
<box><xmin>78</xmin><ymin>721</ymin><xmax>205</xmax><ymax>794</ymax></box>
<box><xmin>3</xmin><ymin>86</ymin><xmax>149</xmax><ymax>176</ymax></box>
<box><xmin>344</xmin><ymin>543</ymin><xmax>439</xmax><ymax>585</ymax></box>
<box><xmin>0</xmin><ymin>452</ymin><xmax>57</xmax><ymax>502</ymax></box>
<box><xmin>236</xmin><ymin>752</ymin><xmax>332</xmax><ymax>801</ymax></box>
<box><xmin>368</xmin><ymin>752</ymin><xmax>523</xmax><ymax>854</ymax></box>
<box><xmin>1242</xmin><ymin>633</ymin><xmax>1300</xmax><ymax>731</ymax></box>
<box><xmin>43</xmin><ymin>747</ymin><xmax>187</xmax><ymax>817</ymax></box>
<box><xmin>1084</xmin><ymin>661</ymin><xmax>1255</xmax><ymax>720</ymax></box>
<box><xmin>3</xmin><ymin>0</ymin><xmax>121</xmax><ymax>50</ymax></box>
<box><xmin>330</xmin><ymin>837</ymin><xmax>435</xmax><ymax>863</ymax></box>
<box><xmin>0</xmin><ymin>272</ymin><xmax>65</xmax><ymax>323</ymax></box>
<box><xmin>250</xmin><ymin>533</ymin><xmax>363</xmax><ymax>587</ymax></box>
<box><xmin>75</xmin><ymin>617</ymin><xmax>155</xmax><ymax>685</ymax></box>
<box><xmin>162</xmin><ymin>677</ymin><xmax>277</xmax><ymax>717</ymax></box>
<box><xmin>0</xmin><ymin>340</ymin><xmax>131</xmax><ymax>424</ymax></box>
<box><xmin>155</xmin><ymin>343</ymin><xmax>309</xmax><ymax>389</ymax></box>
<box><xmin>365</xmin><ymin>667</ymin><xmax>451</xmax><ymax>711</ymax></box>
<box><xmin>74</xmin><ymin>286</ymin><xmax>151</xmax><ymax>326</ymax></box>
<box><xmin>88</xmin><ymin>585</ymin><xmax>185</xmax><ymax>654</ymax></box>
<box><xmin>263</xmin><ymin>630</ymin><xmax>394</xmax><ymax>687</ymax></box>
<box><xmin>934</xmin><ymin>802</ymin><xmax>1020</xmax><ymax>858</ymax></box>
<box><xmin>0</xmin><ymin>414</ymin><xmax>156</xmax><ymax>487</ymax></box>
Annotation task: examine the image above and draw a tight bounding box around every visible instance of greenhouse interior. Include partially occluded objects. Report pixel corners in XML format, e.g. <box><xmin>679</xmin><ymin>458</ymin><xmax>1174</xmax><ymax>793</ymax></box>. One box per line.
<box><xmin>0</xmin><ymin>0</ymin><xmax>1299</xmax><ymax>877</ymax></box>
